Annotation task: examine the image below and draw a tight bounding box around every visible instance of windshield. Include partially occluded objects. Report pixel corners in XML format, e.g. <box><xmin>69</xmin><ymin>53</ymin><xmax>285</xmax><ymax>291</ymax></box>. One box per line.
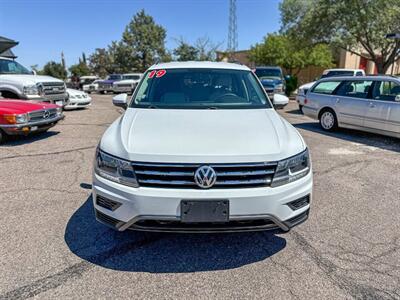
<box><xmin>107</xmin><ymin>74</ymin><xmax>122</xmax><ymax>80</ymax></box>
<box><xmin>0</xmin><ymin>59</ymin><xmax>31</xmax><ymax>75</ymax></box>
<box><xmin>254</xmin><ymin>68</ymin><xmax>282</xmax><ymax>80</ymax></box>
<box><xmin>123</xmin><ymin>75</ymin><xmax>141</xmax><ymax>80</ymax></box>
<box><xmin>131</xmin><ymin>68</ymin><xmax>271</xmax><ymax>109</ymax></box>
<box><xmin>321</xmin><ymin>70</ymin><xmax>354</xmax><ymax>78</ymax></box>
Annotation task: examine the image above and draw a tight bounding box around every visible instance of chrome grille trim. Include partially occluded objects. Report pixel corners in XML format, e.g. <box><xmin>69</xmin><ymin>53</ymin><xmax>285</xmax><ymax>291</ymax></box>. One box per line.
<box><xmin>133</xmin><ymin>161</ymin><xmax>277</xmax><ymax>189</ymax></box>
<box><xmin>28</xmin><ymin>109</ymin><xmax>58</xmax><ymax>121</ymax></box>
<box><xmin>40</xmin><ymin>82</ymin><xmax>66</xmax><ymax>95</ymax></box>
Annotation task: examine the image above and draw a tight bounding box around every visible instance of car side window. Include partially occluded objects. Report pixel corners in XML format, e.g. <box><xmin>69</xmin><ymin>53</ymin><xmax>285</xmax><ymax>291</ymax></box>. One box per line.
<box><xmin>372</xmin><ymin>81</ymin><xmax>400</xmax><ymax>102</ymax></box>
<box><xmin>311</xmin><ymin>81</ymin><xmax>341</xmax><ymax>94</ymax></box>
<box><xmin>336</xmin><ymin>80</ymin><xmax>373</xmax><ymax>99</ymax></box>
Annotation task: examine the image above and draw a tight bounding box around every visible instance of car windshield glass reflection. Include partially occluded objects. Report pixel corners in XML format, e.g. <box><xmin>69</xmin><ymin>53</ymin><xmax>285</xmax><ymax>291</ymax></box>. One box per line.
<box><xmin>132</xmin><ymin>68</ymin><xmax>271</xmax><ymax>109</ymax></box>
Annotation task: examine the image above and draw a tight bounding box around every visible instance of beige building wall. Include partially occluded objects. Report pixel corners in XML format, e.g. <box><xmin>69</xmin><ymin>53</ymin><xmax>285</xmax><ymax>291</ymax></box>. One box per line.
<box><xmin>339</xmin><ymin>50</ymin><xmax>361</xmax><ymax>69</ymax></box>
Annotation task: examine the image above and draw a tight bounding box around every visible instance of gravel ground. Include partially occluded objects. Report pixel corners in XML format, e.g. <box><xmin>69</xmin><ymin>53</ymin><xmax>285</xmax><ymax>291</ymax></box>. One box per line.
<box><xmin>0</xmin><ymin>95</ymin><xmax>399</xmax><ymax>299</ymax></box>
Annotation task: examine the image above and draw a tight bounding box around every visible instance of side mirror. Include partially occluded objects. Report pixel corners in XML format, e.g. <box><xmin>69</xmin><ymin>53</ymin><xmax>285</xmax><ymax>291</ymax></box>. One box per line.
<box><xmin>273</xmin><ymin>94</ymin><xmax>289</xmax><ymax>109</ymax></box>
<box><xmin>284</xmin><ymin>75</ymin><xmax>291</xmax><ymax>81</ymax></box>
<box><xmin>31</xmin><ymin>70</ymin><xmax>37</xmax><ymax>75</ymax></box>
<box><xmin>395</xmin><ymin>95</ymin><xmax>400</xmax><ymax>102</ymax></box>
<box><xmin>112</xmin><ymin>93</ymin><xmax>128</xmax><ymax>109</ymax></box>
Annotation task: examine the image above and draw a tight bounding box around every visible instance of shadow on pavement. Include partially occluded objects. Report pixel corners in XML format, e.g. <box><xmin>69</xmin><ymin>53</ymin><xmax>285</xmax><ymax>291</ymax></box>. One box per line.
<box><xmin>285</xmin><ymin>109</ymin><xmax>303</xmax><ymax>115</ymax></box>
<box><xmin>294</xmin><ymin>122</ymin><xmax>400</xmax><ymax>153</ymax></box>
<box><xmin>65</xmin><ymin>195</ymin><xmax>287</xmax><ymax>273</ymax></box>
<box><xmin>1</xmin><ymin>131</ymin><xmax>60</xmax><ymax>146</ymax></box>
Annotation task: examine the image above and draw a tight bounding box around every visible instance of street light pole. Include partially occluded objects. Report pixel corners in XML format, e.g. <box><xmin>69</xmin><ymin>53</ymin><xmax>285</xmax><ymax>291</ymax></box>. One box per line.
<box><xmin>386</xmin><ymin>33</ymin><xmax>400</xmax><ymax>75</ymax></box>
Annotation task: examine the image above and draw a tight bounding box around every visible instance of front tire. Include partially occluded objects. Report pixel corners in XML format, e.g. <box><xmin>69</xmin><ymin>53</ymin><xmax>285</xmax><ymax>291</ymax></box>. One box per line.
<box><xmin>0</xmin><ymin>129</ymin><xmax>7</xmax><ymax>144</ymax></box>
<box><xmin>319</xmin><ymin>109</ymin><xmax>338</xmax><ymax>131</ymax></box>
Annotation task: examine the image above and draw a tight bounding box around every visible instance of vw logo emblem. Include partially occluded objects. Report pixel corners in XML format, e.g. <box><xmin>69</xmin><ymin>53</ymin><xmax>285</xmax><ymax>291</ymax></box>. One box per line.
<box><xmin>194</xmin><ymin>166</ymin><xmax>217</xmax><ymax>189</ymax></box>
<box><xmin>43</xmin><ymin>110</ymin><xmax>50</xmax><ymax>119</ymax></box>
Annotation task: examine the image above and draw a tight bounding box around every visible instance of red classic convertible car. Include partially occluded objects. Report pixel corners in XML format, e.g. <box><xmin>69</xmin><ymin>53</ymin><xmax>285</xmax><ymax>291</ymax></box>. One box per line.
<box><xmin>0</xmin><ymin>98</ymin><xmax>64</xmax><ymax>143</ymax></box>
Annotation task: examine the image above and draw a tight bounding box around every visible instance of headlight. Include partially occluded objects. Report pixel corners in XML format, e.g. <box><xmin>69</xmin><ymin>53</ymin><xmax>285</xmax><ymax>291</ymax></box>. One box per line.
<box><xmin>271</xmin><ymin>149</ymin><xmax>310</xmax><ymax>187</ymax></box>
<box><xmin>23</xmin><ymin>85</ymin><xmax>39</xmax><ymax>95</ymax></box>
<box><xmin>69</xmin><ymin>95</ymin><xmax>76</xmax><ymax>99</ymax></box>
<box><xmin>3</xmin><ymin>113</ymin><xmax>28</xmax><ymax>124</ymax></box>
<box><xmin>94</xmin><ymin>148</ymin><xmax>138</xmax><ymax>187</ymax></box>
<box><xmin>56</xmin><ymin>107</ymin><xmax>62</xmax><ymax>115</ymax></box>
<box><xmin>274</xmin><ymin>84</ymin><xmax>284</xmax><ymax>92</ymax></box>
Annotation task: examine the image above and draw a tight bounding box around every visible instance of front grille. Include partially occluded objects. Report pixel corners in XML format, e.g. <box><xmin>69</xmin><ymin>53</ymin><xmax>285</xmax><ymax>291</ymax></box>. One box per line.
<box><xmin>133</xmin><ymin>162</ymin><xmax>277</xmax><ymax>189</ymax></box>
<box><xmin>99</xmin><ymin>83</ymin><xmax>112</xmax><ymax>89</ymax></box>
<box><xmin>95</xmin><ymin>209</ymin><xmax>123</xmax><ymax>228</ymax></box>
<box><xmin>129</xmin><ymin>218</ymin><xmax>279</xmax><ymax>232</ymax></box>
<box><xmin>28</xmin><ymin>109</ymin><xmax>58</xmax><ymax>121</ymax></box>
<box><xmin>41</xmin><ymin>82</ymin><xmax>65</xmax><ymax>95</ymax></box>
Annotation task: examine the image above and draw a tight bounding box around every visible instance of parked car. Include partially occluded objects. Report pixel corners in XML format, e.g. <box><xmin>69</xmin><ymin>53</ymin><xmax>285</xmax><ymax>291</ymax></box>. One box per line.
<box><xmin>0</xmin><ymin>95</ymin><xmax>64</xmax><ymax>143</ymax></box>
<box><xmin>79</xmin><ymin>76</ymin><xmax>98</xmax><ymax>90</ymax></box>
<box><xmin>297</xmin><ymin>68</ymin><xmax>365</xmax><ymax>112</ymax></box>
<box><xmin>93</xmin><ymin>61</ymin><xmax>312</xmax><ymax>233</ymax></box>
<box><xmin>0</xmin><ymin>56</ymin><xmax>68</xmax><ymax>106</ymax></box>
<box><xmin>253</xmin><ymin>66</ymin><xmax>288</xmax><ymax>101</ymax></box>
<box><xmin>65</xmin><ymin>88</ymin><xmax>91</xmax><ymax>110</ymax></box>
<box><xmin>302</xmin><ymin>75</ymin><xmax>400</xmax><ymax>138</ymax></box>
<box><xmin>97</xmin><ymin>74</ymin><xmax>123</xmax><ymax>94</ymax></box>
<box><xmin>83</xmin><ymin>79</ymin><xmax>101</xmax><ymax>94</ymax></box>
<box><xmin>113</xmin><ymin>73</ymin><xmax>143</xmax><ymax>94</ymax></box>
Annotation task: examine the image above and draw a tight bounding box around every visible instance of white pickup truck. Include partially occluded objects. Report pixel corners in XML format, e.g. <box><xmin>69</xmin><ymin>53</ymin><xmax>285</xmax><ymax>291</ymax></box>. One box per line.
<box><xmin>0</xmin><ymin>56</ymin><xmax>68</xmax><ymax>106</ymax></box>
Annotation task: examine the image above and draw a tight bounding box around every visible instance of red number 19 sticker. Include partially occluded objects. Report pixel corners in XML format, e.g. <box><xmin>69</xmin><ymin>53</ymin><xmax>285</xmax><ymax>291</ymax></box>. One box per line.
<box><xmin>148</xmin><ymin>69</ymin><xmax>167</xmax><ymax>78</ymax></box>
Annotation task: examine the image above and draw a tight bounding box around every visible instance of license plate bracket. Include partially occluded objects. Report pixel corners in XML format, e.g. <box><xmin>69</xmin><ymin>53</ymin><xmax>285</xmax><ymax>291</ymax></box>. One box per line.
<box><xmin>181</xmin><ymin>200</ymin><xmax>229</xmax><ymax>223</ymax></box>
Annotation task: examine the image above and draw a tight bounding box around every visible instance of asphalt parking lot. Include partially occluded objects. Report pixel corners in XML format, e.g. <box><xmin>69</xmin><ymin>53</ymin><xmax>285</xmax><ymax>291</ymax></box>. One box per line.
<box><xmin>0</xmin><ymin>95</ymin><xmax>399</xmax><ymax>299</ymax></box>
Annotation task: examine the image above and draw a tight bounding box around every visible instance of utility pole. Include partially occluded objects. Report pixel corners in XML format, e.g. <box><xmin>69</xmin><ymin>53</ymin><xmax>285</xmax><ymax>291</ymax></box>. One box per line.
<box><xmin>61</xmin><ymin>51</ymin><xmax>66</xmax><ymax>71</ymax></box>
<box><xmin>227</xmin><ymin>0</ymin><xmax>238</xmax><ymax>59</ymax></box>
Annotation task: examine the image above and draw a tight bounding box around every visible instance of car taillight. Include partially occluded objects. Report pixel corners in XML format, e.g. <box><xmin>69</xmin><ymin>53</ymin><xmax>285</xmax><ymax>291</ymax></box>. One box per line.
<box><xmin>304</xmin><ymin>98</ymin><xmax>308</xmax><ymax>105</ymax></box>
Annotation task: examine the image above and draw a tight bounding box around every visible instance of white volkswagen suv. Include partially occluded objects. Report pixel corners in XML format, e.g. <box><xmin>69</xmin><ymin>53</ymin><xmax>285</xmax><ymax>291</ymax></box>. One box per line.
<box><xmin>93</xmin><ymin>62</ymin><xmax>312</xmax><ymax>233</ymax></box>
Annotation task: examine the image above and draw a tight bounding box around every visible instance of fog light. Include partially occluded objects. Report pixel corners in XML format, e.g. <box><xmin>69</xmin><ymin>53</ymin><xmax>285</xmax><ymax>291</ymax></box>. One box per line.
<box><xmin>287</xmin><ymin>195</ymin><xmax>310</xmax><ymax>210</ymax></box>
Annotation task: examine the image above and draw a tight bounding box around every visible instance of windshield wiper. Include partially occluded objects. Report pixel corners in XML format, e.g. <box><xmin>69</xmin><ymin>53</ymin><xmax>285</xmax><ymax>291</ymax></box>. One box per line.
<box><xmin>147</xmin><ymin>104</ymin><xmax>159</xmax><ymax>109</ymax></box>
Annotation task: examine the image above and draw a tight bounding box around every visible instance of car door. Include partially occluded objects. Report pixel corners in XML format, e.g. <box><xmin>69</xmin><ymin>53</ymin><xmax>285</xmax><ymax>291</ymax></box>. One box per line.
<box><xmin>334</xmin><ymin>80</ymin><xmax>373</xmax><ymax>127</ymax></box>
<box><xmin>370</xmin><ymin>80</ymin><xmax>400</xmax><ymax>134</ymax></box>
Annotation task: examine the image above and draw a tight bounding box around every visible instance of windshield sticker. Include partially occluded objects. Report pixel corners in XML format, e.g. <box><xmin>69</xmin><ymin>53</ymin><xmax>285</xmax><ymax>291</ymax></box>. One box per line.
<box><xmin>148</xmin><ymin>69</ymin><xmax>167</xmax><ymax>78</ymax></box>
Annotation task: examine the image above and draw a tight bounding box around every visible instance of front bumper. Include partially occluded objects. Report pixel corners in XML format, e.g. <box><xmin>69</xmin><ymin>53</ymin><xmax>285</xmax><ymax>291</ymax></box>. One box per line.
<box><xmin>64</xmin><ymin>99</ymin><xmax>91</xmax><ymax>109</ymax></box>
<box><xmin>24</xmin><ymin>93</ymin><xmax>68</xmax><ymax>106</ymax></box>
<box><xmin>0</xmin><ymin>115</ymin><xmax>64</xmax><ymax>135</ymax></box>
<box><xmin>113</xmin><ymin>86</ymin><xmax>133</xmax><ymax>93</ymax></box>
<box><xmin>92</xmin><ymin>171</ymin><xmax>312</xmax><ymax>233</ymax></box>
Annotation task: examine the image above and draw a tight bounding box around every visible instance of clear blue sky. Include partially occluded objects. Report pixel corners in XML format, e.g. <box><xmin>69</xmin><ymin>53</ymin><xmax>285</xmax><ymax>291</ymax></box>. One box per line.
<box><xmin>0</xmin><ymin>0</ymin><xmax>281</xmax><ymax>69</ymax></box>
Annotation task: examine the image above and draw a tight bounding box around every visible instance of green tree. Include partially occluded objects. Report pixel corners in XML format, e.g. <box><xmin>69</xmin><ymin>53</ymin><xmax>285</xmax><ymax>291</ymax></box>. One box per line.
<box><xmin>280</xmin><ymin>0</ymin><xmax>400</xmax><ymax>74</ymax></box>
<box><xmin>173</xmin><ymin>39</ymin><xmax>199</xmax><ymax>61</ymax></box>
<box><xmin>249</xmin><ymin>34</ymin><xmax>333</xmax><ymax>75</ymax></box>
<box><xmin>42</xmin><ymin>61</ymin><xmax>67</xmax><ymax>79</ymax></box>
<box><xmin>122</xmin><ymin>9</ymin><xmax>168</xmax><ymax>71</ymax></box>
<box><xmin>88</xmin><ymin>48</ymin><xmax>113</xmax><ymax>78</ymax></box>
<box><xmin>69</xmin><ymin>61</ymin><xmax>90</xmax><ymax>77</ymax></box>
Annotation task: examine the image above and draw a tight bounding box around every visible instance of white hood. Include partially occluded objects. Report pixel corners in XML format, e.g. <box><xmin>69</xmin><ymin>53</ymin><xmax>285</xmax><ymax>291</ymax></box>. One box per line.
<box><xmin>67</xmin><ymin>88</ymin><xmax>86</xmax><ymax>96</ymax></box>
<box><xmin>0</xmin><ymin>74</ymin><xmax>64</xmax><ymax>85</ymax></box>
<box><xmin>100</xmin><ymin>108</ymin><xmax>306</xmax><ymax>163</ymax></box>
